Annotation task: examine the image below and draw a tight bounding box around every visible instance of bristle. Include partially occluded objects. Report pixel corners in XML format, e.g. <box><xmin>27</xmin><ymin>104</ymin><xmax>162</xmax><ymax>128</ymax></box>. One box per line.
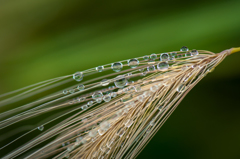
<box><xmin>0</xmin><ymin>47</ymin><xmax>233</xmax><ymax>159</ymax></box>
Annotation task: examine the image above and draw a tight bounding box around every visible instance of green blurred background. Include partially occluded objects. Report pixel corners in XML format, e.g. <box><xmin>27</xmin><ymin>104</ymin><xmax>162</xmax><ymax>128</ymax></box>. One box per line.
<box><xmin>0</xmin><ymin>0</ymin><xmax>240</xmax><ymax>158</ymax></box>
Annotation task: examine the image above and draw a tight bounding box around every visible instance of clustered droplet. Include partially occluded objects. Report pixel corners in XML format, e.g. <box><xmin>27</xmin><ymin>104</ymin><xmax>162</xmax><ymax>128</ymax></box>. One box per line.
<box><xmin>63</xmin><ymin>90</ymin><xmax>68</xmax><ymax>94</ymax></box>
<box><xmin>111</xmin><ymin>62</ymin><xmax>123</xmax><ymax>72</ymax></box>
<box><xmin>157</xmin><ymin>62</ymin><xmax>169</xmax><ymax>70</ymax></box>
<box><xmin>160</xmin><ymin>53</ymin><xmax>169</xmax><ymax>61</ymax></box>
<box><xmin>96</xmin><ymin>66</ymin><xmax>104</xmax><ymax>72</ymax></box>
<box><xmin>147</xmin><ymin>65</ymin><xmax>155</xmax><ymax>72</ymax></box>
<box><xmin>73</xmin><ymin>72</ymin><xmax>83</xmax><ymax>82</ymax></box>
<box><xmin>92</xmin><ymin>91</ymin><xmax>103</xmax><ymax>101</ymax></box>
<box><xmin>77</xmin><ymin>84</ymin><xmax>85</xmax><ymax>91</ymax></box>
<box><xmin>128</xmin><ymin>58</ymin><xmax>139</xmax><ymax>68</ymax></box>
<box><xmin>143</xmin><ymin>55</ymin><xmax>149</xmax><ymax>61</ymax></box>
<box><xmin>38</xmin><ymin>125</ymin><xmax>44</xmax><ymax>131</ymax></box>
<box><xmin>180</xmin><ymin>46</ymin><xmax>189</xmax><ymax>52</ymax></box>
<box><xmin>114</xmin><ymin>75</ymin><xmax>128</xmax><ymax>88</ymax></box>
<box><xmin>101</xmin><ymin>79</ymin><xmax>109</xmax><ymax>86</ymax></box>
<box><xmin>150</xmin><ymin>53</ymin><xmax>157</xmax><ymax>60</ymax></box>
<box><xmin>103</xmin><ymin>94</ymin><xmax>111</xmax><ymax>102</ymax></box>
<box><xmin>191</xmin><ymin>49</ymin><xmax>199</xmax><ymax>56</ymax></box>
<box><xmin>69</xmin><ymin>88</ymin><xmax>75</xmax><ymax>94</ymax></box>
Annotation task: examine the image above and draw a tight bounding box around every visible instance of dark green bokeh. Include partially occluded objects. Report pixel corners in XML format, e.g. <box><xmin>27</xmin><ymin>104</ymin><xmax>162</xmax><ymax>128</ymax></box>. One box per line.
<box><xmin>0</xmin><ymin>0</ymin><xmax>240</xmax><ymax>158</ymax></box>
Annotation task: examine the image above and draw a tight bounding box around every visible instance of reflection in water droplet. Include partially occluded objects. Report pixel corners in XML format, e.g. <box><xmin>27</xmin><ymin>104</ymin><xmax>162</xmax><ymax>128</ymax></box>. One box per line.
<box><xmin>134</xmin><ymin>85</ymin><xmax>141</xmax><ymax>92</ymax></box>
<box><xmin>128</xmin><ymin>58</ymin><xmax>139</xmax><ymax>68</ymax></box>
<box><xmin>69</xmin><ymin>89</ymin><xmax>75</xmax><ymax>94</ymax></box>
<box><xmin>96</xmin><ymin>66</ymin><xmax>104</xmax><ymax>72</ymax></box>
<box><xmin>82</xmin><ymin>105</ymin><xmax>88</xmax><ymax>110</ymax></box>
<box><xmin>125</xmin><ymin>119</ymin><xmax>133</xmax><ymax>128</ymax></box>
<box><xmin>147</xmin><ymin>65</ymin><xmax>155</xmax><ymax>72</ymax></box>
<box><xmin>158</xmin><ymin>106</ymin><xmax>163</xmax><ymax>111</ymax></box>
<box><xmin>150</xmin><ymin>85</ymin><xmax>158</xmax><ymax>92</ymax></box>
<box><xmin>77</xmin><ymin>84</ymin><xmax>85</xmax><ymax>91</ymax></box>
<box><xmin>73</xmin><ymin>72</ymin><xmax>83</xmax><ymax>82</ymax></box>
<box><xmin>63</xmin><ymin>90</ymin><xmax>68</xmax><ymax>94</ymax></box>
<box><xmin>87</xmin><ymin>101</ymin><xmax>93</xmax><ymax>106</ymax></box>
<box><xmin>150</xmin><ymin>53</ymin><xmax>157</xmax><ymax>60</ymax></box>
<box><xmin>191</xmin><ymin>49</ymin><xmax>199</xmax><ymax>56</ymax></box>
<box><xmin>111</xmin><ymin>92</ymin><xmax>117</xmax><ymax>98</ymax></box>
<box><xmin>143</xmin><ymin>55</ymin><xmax>149</xmax><ymax>61</ymax></box>
<box><xmin>92</xmin><ymin>91</ymin><xmax>103</xmax><ymax>100</ymax></box>
<box><xmin>114</xmin><ymin>75</ymin><xmax>128</xmax><ymax>88</ymax></box>
<box><xmin>38</xmin><ymin>125</ymin><xmax>44</xmax><ymax>131</ymax></box>
<box><xmin>111</xmin><ymin>62</ymin><xmax>123</xmax><ymax>72</ymax></box>
<box><xmin>89</xmin><ymin>129</ymin><xmax>98</xmax><ymax>137</ymax></box>
<box><xmin>160</xmin><ymin>53</ymin><xmax>169</xmax><ymax>61</ymax></box>
<box><xmin>177</xmin><ymin>54</ymin><xmax>183</xmax><ymax>58</ymax></box>
<box><xmin>101</xmin><ymin>79</ymin><xmax>109</xmax><ymax>86</ymax></box>
<box><xmin>103</xmin><ymin>94</ymin><xmax>111</xmax><ymax>102</ymax></box>
<box><xmin>177</xmin><ymin>84</ymin><xmax>186</xmax><ymax>92</ymax></box>
<box><xmin>157</xmin><ymin>62</ymin><xmax>169</xmax><ymax>70</ymax></box>
<box><xmin>100</xmin><ymin>121</ymin><xmax>111</xmax><ymax>131</ymax></box>
<box><xmin>185</xmin><ymin>51</ymin><xmax>192</xmax><ymax>57</ymax></box>
<box><xmin>180</xmin><ymin>46</ymin><xmax>189</xmax><ymax>52</ymax></box>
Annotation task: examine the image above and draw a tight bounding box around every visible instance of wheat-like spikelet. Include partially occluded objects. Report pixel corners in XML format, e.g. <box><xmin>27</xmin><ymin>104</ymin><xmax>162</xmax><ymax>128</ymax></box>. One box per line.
<box><xmin>0</xmin><ymin>47</ymin><xmax>239</xmax><ymax>159</ymax></box>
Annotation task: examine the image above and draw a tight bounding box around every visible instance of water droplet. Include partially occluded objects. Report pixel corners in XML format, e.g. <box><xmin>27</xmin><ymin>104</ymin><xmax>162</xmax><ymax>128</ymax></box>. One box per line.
<box><xmin>73</xmin><ymin>72</ymin><xmax>83</xmax><ymax>82</ymax></box>
<box><xmin>134</xmin><ymin>85</ymin><xmax>141</xmax><ymax>92</ymax></box>
<box><xmin>143</xmin><ymin>91</ymin><xmax>151</xmax><ymax>97</ymax></box>
<box><xmin>101</xmin><ymin>79</ymin><xmax>109</xmax><ymax>86</ymax></box>
<box><xmin>139</xmin><ymin>68</ymin><xmax>145</xmax><ymax>72</ymax></box>
<box><xmin>77</xmin><ymin>84</ymin><xmax>85</xmax><ymax>91</ymax></box>
<box><xmin>147</xmin><ymin>65</ymin><xmax>155</xmax><ymax>72</ymax></box>
<box><xmin>111</xmin><ymin>92</ymin><xmax>117</xmax><ymax>98</ymax></box>
<box><xmin>96</xmin><ymin>66</ymin><xmax>104</xmax><ymax>72</ymax></box>
<box><xmin>96</xmin><ymin>98</ymin><xmax>102</xmax><ymax>103</ymax></box>
<box><xmin>125</xmin><ymin>119</ymin><xmax>133</xmax><ymax>128</ymax></box>
<box><xmin>38</xmin><ymin>125</ymin><xmax>44</xmax><ymax>131</ymax></box>
<box><xmin>191</xmin><ymin>49</ymin><xmax>199</xmax><ymax>56</ymax></box>
<box><xmin>150</xmin><ymin>85</ymin><xmax>158</xmax><ymax>92</ymax></box>
<box><xmin>63</xmin><ymin>90</ymin><xmax>68</xmax><ymax>94</ymax></box>
<box><xmin>150</xmin><ymin>53</ymin><xmax>157</xmax><ymax>60</ymax></box>
<box><xmin>114</xmin><ymin>75</ymin><xmax>128</xmax><ymax>88</ymax></box>
<box><xmin>87</xmin><ymin>101</ymin><xmax>93</xmax><ymax>106</ymax></box>
<box><xmin>103</xmin><ymin>94</ymin><xmax>111</xmax><ymax>102</ymax></box>
<box><xmin>150</xmin><ymin>120</ymin><xmax>155</xmax><ymax>126</ymax></box>
<box><xmin>75</xmin><ymin>137</ymin><xmax>81</xmax><ymax>146</ymax></box>
<box><xmin>185</xmin><ymin>51</ymin><xmax>192</xmax><ymax>57</ymax></box>
<box><xmin>81</xmin><ymin>105</ymin><xmax>88</xmax><ymax>110</ymax></box>
<box><xmin>67</xmin><ymin>146</ymin><xmax>74</xmax><ymax>152</ymax></box>
<box><xmin>143</xmin><ymin>55</ymin><xmax>149</xmax><ymax>61</ymax></box>
<box><xmin>127</xmin><ymin>72</ymin><xmax>133</xmax><ymax>78</ymax></box>
<box><xmin>142</xmin><ymin>71</ymin><xmax>147</xmax><ymax>76</ymax></box>
<box><xmin>128</xmin><ymin>58</ymin><xmax>139</xmax><ymax>68</ymax></box>
<box><xmin>177</xmin><ymin>84</ymin><xmax>186</xmax><ymax>92</ymax></box>
<box><xmin>137</xmin><ymin>95</ymin><xmax>144</xmax><ymax>102</ymax></box>
<box><xmin>111</xmin><ymin>62</ymin><xmax>123</xmax><ymax>72</ymax></box>
<box><xmin>157</xmin><ymin>62</ymin><xmax>169</xmax><ymax>70</ymax></box>
<box><xmin>77</xmin><ymin>97</ymin><xmax>86</xmax><ymax>102</ymax></box>
<box><xmin>160</xmin><ymin>53</ymin><xmax>169</xmax><ymax>61</ymax></box>
<box><xmin>177</xmin><ymin>54</ymin><xmax>183</xmax><ymax>58</ymax></box>
<box><xmin>69</xmin><ymin>89</ymin><xmax>75</xmax><ymax>94</ymax></box>
<box><xmin>171</xmin><ymin>52</ymin><xmax>177</xmax><ymax>57</ymax></box>
<box><xmin>121</xmin><ymin>94</ymin><xmax>133</xmax><ymax>102</ymax></box>
<box><xmin>100</xmin><ymin>121</ymin><xmax>111</xmax><ymax>131</ymax></box>
<box><xmin>89</xmin><ymin>129</ymin><xmax>98</xmax><ymax>137</ymax></box>
<box><xmin>117</xmin><ymin>128</ymin><xmax>125</xmax><ymax>137</ymax></box>
<box><xmin>92</xmin><ymin>91</ymin><xmax>103</xmax><ymax>100</ymax></box>
<box><xmin>207</xmin><ymin>67</ymin><xmax>215</xmax><ymax>73</ymax></box>
<box><xmin>180</xmin><ymin>46</ymin><xmax>189</xmax><ymax>52</ymax></box>
<box><xmin>158</xmin><ymin>106</ymin><xmax>163</xmax><ymax>111</ymax></box>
